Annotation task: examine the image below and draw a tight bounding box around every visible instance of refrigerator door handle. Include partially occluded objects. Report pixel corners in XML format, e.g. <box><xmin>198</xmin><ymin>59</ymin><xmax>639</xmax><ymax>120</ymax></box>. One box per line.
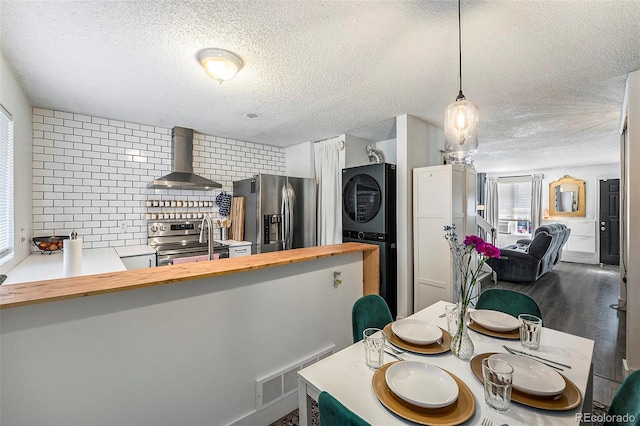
<box><xmin>285</xmin><ymin>185</ymin><xmax>292</xmax><ymax>249</ymax></box>
<box><xmin>287</xmin><ymin>183</ymin><xmax>294</xmax><ymax>250</ymax></box>
<box><xmin>281</xmin><ymin>186</ymin><xmax>287</xmax><ymax>250</ymax></box>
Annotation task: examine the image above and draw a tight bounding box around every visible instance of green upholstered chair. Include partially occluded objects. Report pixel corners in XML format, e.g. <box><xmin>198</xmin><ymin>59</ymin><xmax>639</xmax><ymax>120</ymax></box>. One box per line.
<box><xmin>318</xmin><ymin>391</ymin><xmax>371</xmax><ymax>426</ymax></box>
<box><xmin>475</xmin><ymin>288</ymin><xmax>543</xmax><ymax>320</ymax></box>
<box><xmin>604</xmin><ymin>369</ymin><xmax>640</xmax><ymax>426</ymax></box>
<box><xmin>352</xmin><ymin>294</ymin><xmax>393</xmax><ymax>343</ymax></box>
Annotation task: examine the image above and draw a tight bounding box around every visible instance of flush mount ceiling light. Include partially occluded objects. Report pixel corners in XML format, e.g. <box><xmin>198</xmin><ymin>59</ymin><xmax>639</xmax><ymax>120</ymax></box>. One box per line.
<box><xmin>444</xmin><ymin>0</ymin><xmax>479</xmax><ymax>168</ymax></box>
<box><xmin>198</xmin><ymin>48</ymin><xmax>243</xmax><ymax>83</ymax></box>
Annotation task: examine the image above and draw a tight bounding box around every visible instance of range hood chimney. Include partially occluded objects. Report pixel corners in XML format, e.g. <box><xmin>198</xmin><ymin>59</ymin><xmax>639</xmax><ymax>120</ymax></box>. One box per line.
<box><xmin>148</xmin><ymin>127</ymin><xmax>222</xmax><ymax>190</ymax></box>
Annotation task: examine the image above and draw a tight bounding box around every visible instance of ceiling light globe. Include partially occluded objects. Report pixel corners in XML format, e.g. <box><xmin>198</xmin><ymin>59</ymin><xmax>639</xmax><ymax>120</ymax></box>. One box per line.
<box><xmin>444</xmin><ymin>98</ymin><xmax>479</xmax><ymax>166</ymax></box>
<box><xmin>198</xmin><ymin>48</ymin><xmax>244</xmax><ymax>83</ymax></box>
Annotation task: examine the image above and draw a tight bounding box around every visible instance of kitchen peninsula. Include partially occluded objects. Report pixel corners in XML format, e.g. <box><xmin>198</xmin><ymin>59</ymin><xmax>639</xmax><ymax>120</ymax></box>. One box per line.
<box><xmin>0</xmin><ymin>242</ymin><xmax>378</xmax><ymax>308</ymax></box>
<box><xmin>0</xmin><ymin>243</ymin><xmax>379</xmax><ymax>426</ymax></box>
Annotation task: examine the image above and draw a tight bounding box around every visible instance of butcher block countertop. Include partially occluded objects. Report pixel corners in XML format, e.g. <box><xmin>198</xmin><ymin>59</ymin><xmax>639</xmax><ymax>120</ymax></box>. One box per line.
<box><xmin>0</xmin><ymin>242</ymin><xmax>379</xmax><ymax>309</ymax></box>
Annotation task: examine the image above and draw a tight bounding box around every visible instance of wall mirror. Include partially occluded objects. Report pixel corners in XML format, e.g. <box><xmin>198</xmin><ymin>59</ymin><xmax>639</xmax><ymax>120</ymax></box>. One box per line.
<box><xmin>549</xmin><ymin>175</ymin><xmax>586</xmax><ymax>217</ymax></box>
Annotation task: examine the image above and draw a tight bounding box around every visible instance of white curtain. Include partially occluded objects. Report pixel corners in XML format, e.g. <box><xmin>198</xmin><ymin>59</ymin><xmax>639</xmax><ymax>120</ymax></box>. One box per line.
<box><xmin>531</xmin><ymin>174</ymin><xmax>544</xmax><ymax>231</ymax></box>
<box><xmin>485</xmin><ymin>177</ymin><xmax>499</xmax><ymax>228</ymax></box>
<box><xmin>314</xmin><ymin>138</ymin><xmax>343</xmax><ymax>245</ymax></box>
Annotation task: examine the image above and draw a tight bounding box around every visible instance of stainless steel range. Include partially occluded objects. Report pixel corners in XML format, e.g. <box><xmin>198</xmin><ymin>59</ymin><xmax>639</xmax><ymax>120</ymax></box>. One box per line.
<box><xmin>148</xmin><ymin>220</ymin><xmax>229</xmax><ymax>266</ymax></box>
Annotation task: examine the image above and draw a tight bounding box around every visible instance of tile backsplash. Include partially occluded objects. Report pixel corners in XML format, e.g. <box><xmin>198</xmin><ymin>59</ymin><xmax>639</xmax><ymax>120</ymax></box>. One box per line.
<box><xmin>32</xmin><ymin>108</ymin><xmax>285</xmax><ymax>249</ymax></box>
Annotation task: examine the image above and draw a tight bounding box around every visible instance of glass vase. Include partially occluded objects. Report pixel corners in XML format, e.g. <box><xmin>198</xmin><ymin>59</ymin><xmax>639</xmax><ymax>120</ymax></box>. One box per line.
<box><xmin>451</xmin><ymin>302</ymin><xmax>474</xmax><ymax>360</ymax></box>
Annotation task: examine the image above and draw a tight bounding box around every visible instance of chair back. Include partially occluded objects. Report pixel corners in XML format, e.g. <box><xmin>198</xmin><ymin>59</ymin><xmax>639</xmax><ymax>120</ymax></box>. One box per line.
<box><xmin>318</xmin><ymin>391</ymin><xmax>371</xmax><ymax>426</ymax></box>
<box><xmin>351</xmin><ymin>294</ymin><xmax>393</xmax><ymax>343</ymax></box>
<box><xmin>605</xmin><ymin>369</ymin><xmax>640</xmax><ymax>426</ymax></box>
<box><xmin>475</xmin><ymin>288</ymin><xmax>543</xmax><ymax>320</ymax></box>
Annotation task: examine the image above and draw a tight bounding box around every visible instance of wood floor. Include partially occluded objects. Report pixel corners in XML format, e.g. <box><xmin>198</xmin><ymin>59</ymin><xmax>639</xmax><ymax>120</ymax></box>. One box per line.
<box><xmin>482</xmin><ymin>261</ymin><xmax>626</xmax><ymax>406</ymax></box>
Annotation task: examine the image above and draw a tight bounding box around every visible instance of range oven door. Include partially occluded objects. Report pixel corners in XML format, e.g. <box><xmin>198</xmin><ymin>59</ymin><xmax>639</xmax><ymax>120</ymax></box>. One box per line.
<box><xmin>156</xmin><ymin>246</ymin><xmax>229</xmax><ymax>266</ymax></box>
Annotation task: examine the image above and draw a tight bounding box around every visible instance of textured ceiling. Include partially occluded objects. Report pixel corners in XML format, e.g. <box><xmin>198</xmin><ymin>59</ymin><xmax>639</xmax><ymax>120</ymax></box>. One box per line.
<box><xmin>1</xmin><ymin>0</ymin><xmax>639</xmax><ymax>173</ymax></box>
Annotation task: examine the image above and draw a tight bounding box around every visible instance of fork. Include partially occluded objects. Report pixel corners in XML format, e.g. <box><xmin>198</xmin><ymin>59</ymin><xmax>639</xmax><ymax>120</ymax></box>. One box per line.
<box><xmin>481</xmin><ymin>417</ymin><xmax>493</xmax><ymax>426</ymax></box>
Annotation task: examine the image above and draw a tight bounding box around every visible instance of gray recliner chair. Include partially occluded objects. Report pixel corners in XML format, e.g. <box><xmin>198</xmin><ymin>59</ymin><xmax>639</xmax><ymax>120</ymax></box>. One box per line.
<box><xmin>486</xmin><ymin>224</ymin><xmax>571</xmax><ymax>283</ymax></box>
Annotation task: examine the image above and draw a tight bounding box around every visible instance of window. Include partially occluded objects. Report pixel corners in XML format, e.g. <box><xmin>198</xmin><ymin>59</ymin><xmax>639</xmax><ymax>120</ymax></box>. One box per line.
<box><xmin>0</xmin><ymin>104</ymin><xmax>14</xmax><ymax>264</ymax></box>
<box><xmin>498</xmin><ymin>176</ymin><xmax>532</xmax><ymax>234</ymax></box>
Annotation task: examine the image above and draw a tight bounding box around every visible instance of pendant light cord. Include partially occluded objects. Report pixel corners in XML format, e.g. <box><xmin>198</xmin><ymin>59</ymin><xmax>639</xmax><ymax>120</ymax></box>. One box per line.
<box><xmin>456</xmin><ymin>0</ymin><xmax>465</xmax><ymax>101</ymax></box>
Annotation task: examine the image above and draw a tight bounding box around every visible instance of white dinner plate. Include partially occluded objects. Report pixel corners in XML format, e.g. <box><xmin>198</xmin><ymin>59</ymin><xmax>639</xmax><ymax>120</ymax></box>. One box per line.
<box><xmin>470</xmin><ymin>310</ymin><xmax>520</xmax><ymax>332</ymax></box>
<box><xmin>385</xmin><ymin>361</ymin><xmax>459</xmax><ymax>409</ymax></box>
<box><xmin>489</xmin><ymin>353</ymin><xmax>566</xmax><ymax>396</ymax></box>
<box><xmin>391</xmin><ymin>319</ymin><xmax>443</xmax><ymax>345</ymax></box>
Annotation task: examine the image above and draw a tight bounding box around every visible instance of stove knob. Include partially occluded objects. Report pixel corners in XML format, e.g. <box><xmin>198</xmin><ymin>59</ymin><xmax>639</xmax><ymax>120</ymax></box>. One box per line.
<box><xmin>160</xmin><ymin>226</ymin><xmax>166</xmax><ymax>231</ymax></box>
<box><xmin>150</xmin><ymin>226</ymin><xmax>158</xmax><ymax>233</ymax></box>
<box><xmin>358</xmin><ymin>231</ymin><xmax>365</xmax><ymax>240</ymax></box>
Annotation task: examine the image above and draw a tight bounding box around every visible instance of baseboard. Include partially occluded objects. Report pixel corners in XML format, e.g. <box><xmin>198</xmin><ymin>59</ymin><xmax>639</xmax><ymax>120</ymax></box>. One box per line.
<box><xmin>561</xmin><ymin>253</ymin><xmax>599</xmax><ymax>264</ymax></box>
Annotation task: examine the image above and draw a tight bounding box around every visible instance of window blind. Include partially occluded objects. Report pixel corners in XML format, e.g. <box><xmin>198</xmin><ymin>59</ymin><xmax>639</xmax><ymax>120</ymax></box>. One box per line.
<box><xmin>497</xmin><ymin>176</ymin><xmax>532</xmax><ymax>221</ymax></box>
<box><xmin>0</xmin><ymin>104</ymin><xmax>14</xmax><ymax>264</ymax></box>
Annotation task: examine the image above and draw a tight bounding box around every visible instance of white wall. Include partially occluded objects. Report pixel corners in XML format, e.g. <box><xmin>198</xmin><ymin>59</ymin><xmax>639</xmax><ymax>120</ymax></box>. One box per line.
<box><xmin>396</xmin><ymin>114</ymin><xmax>444</xmax><ymax>318</ymax></box>
<box><xmin>487</xmin><ymin>163</ymin><xmax>619</xmax><ymax>264</ymax></box>
<box><xmin>285</xmin><ymin>141</ymin><xmax>314</xmax><ymax>178</ymax></box>
<box><xmin>543</xmin><ymin>165</ymin><xmax>619</xmax><ymax>219</ymax></box>
<box><xmin>30</xmin><ymin>108</ymin><xmax>286</xmax><ymax>250</ymax></box>
<box><xmin>342</xmin><ymin>134</ymin><xmax>398</xmax><ymax>167</ymax></box>
<box><xmin>0</xmin><ymin>53</ymin><xmax>33</xmax><ymax>273</ymax></box>
<box><xmin>0</xmin><ymin>253</ymin><xmax>364</xmax><ymax>426</ymax></box>
<box><xmin>487</xmin><ymin>163</ymin><xmax>619</xmax><ymax>221</ymax></box>
<box><xmin>343</xmin><ymin>134</ymin><xmax>373</xmax><ymax>168</ymax></box>
<box><xmin>624</xmin><ymin>70</ymin><xmax>640</xmax><ymax>372</ymax></box>
<box><xmin>375</xmin><ymin>138</ymin><xmax>397</xmax><ymax>164</ymax></box>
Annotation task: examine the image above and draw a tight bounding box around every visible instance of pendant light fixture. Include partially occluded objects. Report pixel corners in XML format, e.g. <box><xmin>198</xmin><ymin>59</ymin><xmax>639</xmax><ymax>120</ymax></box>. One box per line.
<box><xmin>444</xmin><ymin>0</ymin><xmax>479</xmax><ymax>167</ymax></box>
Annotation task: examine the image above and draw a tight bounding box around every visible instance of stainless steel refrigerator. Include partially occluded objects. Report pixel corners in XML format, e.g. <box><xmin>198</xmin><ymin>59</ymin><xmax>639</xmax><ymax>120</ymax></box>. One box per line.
<box><xmin>233</xmin><ymin>174</ymin><xmax>317</xmax><ymax>254</ymax></box>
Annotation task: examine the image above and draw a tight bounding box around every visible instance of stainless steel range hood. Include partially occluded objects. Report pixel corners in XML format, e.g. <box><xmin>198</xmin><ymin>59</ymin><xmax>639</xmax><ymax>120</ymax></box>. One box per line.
<box><xmin>148</xmin><ymin>127</ymin><xmax>222</xmax><ymax>190</ymax></box>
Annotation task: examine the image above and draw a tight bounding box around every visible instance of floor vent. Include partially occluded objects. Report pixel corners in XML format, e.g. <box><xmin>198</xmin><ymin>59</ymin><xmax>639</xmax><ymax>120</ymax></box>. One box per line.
<box><xmin>256</xmin><ymin>345</ymin><xmax>335</xmax><ymax>411</ymax></box>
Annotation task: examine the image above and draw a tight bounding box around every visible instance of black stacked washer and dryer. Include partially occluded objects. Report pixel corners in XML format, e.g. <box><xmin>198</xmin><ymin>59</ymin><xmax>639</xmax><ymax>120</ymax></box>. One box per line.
<box><xmin>342</xmin><ymin>163</ymin><xmax>397</xmax><ymax>318</ymax></box>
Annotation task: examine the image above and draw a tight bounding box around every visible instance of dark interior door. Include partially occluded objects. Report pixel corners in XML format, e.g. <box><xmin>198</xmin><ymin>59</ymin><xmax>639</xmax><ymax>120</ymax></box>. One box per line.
<box><xmin>599</xmin><ymin>179</ymin><xmax>620</xmax><ymax>265</ymax></box>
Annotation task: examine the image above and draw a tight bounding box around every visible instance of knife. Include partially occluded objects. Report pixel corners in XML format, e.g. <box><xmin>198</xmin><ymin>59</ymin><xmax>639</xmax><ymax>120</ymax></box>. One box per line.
<box><xmin>503</xmin><ymin>345</ymin><xmax>571</xmax><ymax>370</ymax></box>
<box><xmin>384</xmin><ymin>350</ymin><xmax>405</xmax><ymax>361</ymax></box>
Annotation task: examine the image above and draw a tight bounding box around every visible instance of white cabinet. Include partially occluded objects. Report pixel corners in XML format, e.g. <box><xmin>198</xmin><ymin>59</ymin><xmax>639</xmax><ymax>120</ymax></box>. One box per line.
<box><xmin>120</xmin><ymin>254</ymin><xmax>156</xmax><ymax>270</ymax></box>
<box><xmin>564</xmin><ymin>219</ymin><xmax>596</xmax><ymax>253</ymax></box>
<box><xmin>114</xmin><ymin>245</ymin><xmax>157</xmax><ymax>270</ymax></box>
<box><xmin>541</xmin><ymin>218</ymin><xmax>597</xmax><ymax>264</ymax></box>
<box><xmin>413</xmin><ymin>165</ymin><xmax>476</xmax><ymax>312</ymax></box>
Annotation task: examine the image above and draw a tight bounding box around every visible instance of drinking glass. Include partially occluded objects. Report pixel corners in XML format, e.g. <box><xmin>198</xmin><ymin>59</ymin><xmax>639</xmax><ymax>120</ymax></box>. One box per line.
<box><xmin>363</xmin><ymin>328</ymin><xmax>386</xmax><ymax>370</ymax></box>
<box><xmin>482</xmin><ymin>357</ymin><xmax>513</xmax><ymax>412</ymax></box>
<box><xmin>519</xmin><ymin>314</ymin><xmax>542</xmax><ymax>350</ymax></box>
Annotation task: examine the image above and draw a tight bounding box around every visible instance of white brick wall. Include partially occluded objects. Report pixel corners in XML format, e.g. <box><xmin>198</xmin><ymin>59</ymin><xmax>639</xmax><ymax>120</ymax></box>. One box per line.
<box><xmin>32</xmin><ymin>108</ymin><xmax>286</xmax><ymax>249</ymax></box>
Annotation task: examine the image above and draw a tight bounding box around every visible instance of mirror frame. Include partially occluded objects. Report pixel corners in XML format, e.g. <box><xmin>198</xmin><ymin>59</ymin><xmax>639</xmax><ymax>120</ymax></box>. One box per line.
<box><xmin>549</xmin><ymin>175</ymin><xmax>586</xmax><ymax>217</ymax></box>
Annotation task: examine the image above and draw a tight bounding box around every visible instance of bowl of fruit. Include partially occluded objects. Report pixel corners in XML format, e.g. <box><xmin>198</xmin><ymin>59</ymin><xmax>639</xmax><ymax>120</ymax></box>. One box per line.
<box><xmin>32</xmin><ymin>236</ymin><xmax>67</xmax><ymax>254</ymax></box>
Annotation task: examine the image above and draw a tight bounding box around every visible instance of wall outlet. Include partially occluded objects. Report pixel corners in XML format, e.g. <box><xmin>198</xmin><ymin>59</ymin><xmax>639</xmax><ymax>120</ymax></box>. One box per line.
<box><xmin>119</xmin><ymin>221</ymin><xmax>127</xmax><ymax>232</ymax></box>
<box><xmin>333</xmin><ymin>270</ymin><xmax>342</xmax><ymax>286</ymax></box>
<box><xmin>20</xmin><ymin>228</ymin><xmax>25</xmax><ymax>243</ymax></box>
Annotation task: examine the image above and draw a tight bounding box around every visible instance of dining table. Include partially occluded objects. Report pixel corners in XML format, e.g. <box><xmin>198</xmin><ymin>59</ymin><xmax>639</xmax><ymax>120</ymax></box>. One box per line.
<box><xmin>297</xmin><ymin>300</ymin><xmax>594</xmax><ymax>425</ymax></box>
